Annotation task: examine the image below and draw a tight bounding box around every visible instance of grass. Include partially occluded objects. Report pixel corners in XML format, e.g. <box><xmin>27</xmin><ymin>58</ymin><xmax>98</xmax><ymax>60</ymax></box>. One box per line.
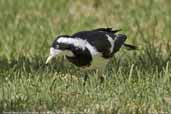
<box><xmin>0</xmin><ymin>0</ymin><xmax>171</xmax><ymax>113</ymax></box>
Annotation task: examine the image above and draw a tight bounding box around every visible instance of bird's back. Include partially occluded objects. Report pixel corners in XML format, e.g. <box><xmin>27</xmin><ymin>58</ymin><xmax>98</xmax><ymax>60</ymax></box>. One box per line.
<box><xmin>72</xmin><ymin>28</ymin><xmax>126</xmax><ymax>58</ymax></box>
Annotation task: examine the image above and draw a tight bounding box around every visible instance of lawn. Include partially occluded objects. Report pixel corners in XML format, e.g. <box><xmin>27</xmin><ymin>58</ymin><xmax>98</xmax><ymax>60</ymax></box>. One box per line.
<box><xmin>0</xmin><ymin>0</ymin><xmax>171</xmax><ymax>113</ymax></box>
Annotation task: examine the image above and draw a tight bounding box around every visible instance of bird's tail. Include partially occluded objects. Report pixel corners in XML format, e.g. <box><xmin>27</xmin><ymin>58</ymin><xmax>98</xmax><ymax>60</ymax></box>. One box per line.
<box><xmin>113</xmin><ymin>34</ymin><xmax>137</xmax><ymax>52</ymax></box>
<box><xmin>123</xmin><ymin>43</ymin><xmax>137</xmax><ymax>50</ymax></box>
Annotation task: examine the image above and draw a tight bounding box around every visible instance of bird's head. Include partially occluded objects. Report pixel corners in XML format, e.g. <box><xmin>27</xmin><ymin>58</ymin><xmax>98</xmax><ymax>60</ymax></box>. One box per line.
<box><xmin>45</xmin><ymin>35</ymin><xmax>70</xmax><ymax>64</ymax></box>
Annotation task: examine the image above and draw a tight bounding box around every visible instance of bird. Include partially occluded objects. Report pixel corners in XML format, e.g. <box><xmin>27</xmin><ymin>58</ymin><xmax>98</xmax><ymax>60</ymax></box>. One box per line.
<box><xmin>46</xmin><ymin>28</ymin><xmax>137</xmax><ymax>83</ymax></box>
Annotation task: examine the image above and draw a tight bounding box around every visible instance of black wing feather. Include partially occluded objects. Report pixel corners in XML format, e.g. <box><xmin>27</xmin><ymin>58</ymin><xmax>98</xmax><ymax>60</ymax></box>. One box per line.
<box><xmin>71</xmin><ymin>28</ymin><xmax>120</xmax><ymax>58</ymax></box>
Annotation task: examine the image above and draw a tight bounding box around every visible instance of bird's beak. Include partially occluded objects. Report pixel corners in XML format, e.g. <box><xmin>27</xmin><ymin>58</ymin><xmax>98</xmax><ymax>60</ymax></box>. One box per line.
<box><xmin>45</xmin><ymin>47</ymin><xmax>61</xmax><ymax>64</ymax></box>
<box><xmin>46</xmin><ymin>55</ymin><xmax>54</xmax><ymax>64</ymax></box>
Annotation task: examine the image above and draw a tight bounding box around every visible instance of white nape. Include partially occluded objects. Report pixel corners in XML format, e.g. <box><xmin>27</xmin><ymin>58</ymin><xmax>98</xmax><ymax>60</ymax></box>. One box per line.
<box><xmin>57</xmin><ymin>37</ymin><xmax>86</xmax><ymax>50</ymax></box>
<box><xmin>57</xmin><ymin>37</ymin><xmax>99</xmax><ymax>56</ymax></box>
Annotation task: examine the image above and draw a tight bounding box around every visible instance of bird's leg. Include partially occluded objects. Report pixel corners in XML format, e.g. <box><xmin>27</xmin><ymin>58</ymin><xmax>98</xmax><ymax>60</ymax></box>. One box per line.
<box><xmin>96</xmin><ymin>60</ymin><xmax>109</xmax><ymax>83</ymax></box>
<box><xmin>78</xmin><ymin>68</ymin><xmax>90</xmax><ymax>86</ymax></box>
<box><xmin>99</xmin><ymin>75</ymin><xmax>104</xmax><ymax>83</ymax></box>
<box><xmin>83</xmin><ymin>72</ymin><xmax>89</xmax><ymax>86</ymax></box>
<box><xmin>96</xmin><ymin>68</ymin><xmax>105</xmax><ymax>83</ymax></box>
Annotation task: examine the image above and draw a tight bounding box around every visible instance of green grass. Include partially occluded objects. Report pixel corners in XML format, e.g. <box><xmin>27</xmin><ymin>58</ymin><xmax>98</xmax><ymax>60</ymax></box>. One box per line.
<box><xmin>0</xmin><ymin>0</ymin><xmax>171</xmax><ymax>113</ymax></box>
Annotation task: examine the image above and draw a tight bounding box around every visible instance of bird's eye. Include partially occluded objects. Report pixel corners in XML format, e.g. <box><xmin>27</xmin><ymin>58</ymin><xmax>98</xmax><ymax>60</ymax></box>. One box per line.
<box><xmin>75</xmin><ymin>47</ymin><xmax>80</xmax><ymax>50</ymax></box>
<box><xmin>55</xmin><ymin>45</ymin><xmax>59</xmax><ymax>49</ymax></box>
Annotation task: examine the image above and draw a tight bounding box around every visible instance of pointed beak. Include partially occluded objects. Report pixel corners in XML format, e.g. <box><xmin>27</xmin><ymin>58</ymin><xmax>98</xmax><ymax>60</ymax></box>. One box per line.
<box><xmin>45</xmin><ymin>47</ymin><xmax>62</xmax><ymax>64</ymax></box>
<box><xmin>45</xmin><ymin>55</ymin><xmax>54</xmax><ymax>64</ymax></box>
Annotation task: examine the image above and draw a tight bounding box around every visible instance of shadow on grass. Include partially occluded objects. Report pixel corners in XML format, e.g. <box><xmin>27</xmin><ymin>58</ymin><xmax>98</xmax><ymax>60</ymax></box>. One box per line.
<box><xmin>0</xmin><ymin>55</ymin><xmax>76</xmax><ymax>74</ymax></box>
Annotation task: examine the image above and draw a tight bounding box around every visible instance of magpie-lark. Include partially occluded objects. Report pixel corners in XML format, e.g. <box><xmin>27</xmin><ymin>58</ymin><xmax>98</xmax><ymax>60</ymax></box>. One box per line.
<box><xmin>46</xmin><ymin>28</ymin><xmax>137</xmax><ymax>82</ymax></box>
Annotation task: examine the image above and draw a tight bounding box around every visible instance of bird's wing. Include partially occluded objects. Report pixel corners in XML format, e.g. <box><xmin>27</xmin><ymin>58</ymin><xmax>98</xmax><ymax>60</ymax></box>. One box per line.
<box><xmin>65</xmin><ymin>48</ymin><xmax>93</xmax><ymax>67</ymax></box>
<box><xmin>71</xmin><ymin>30</ymin><xmax>114</xmax><ymax>58</ymax></box>
<box><xmin>112</xmin><ymin>34</ymin><xmax>127</xmax><ymax>54</ymax></box>
<box><xmin>71</xmin><ymin>28</ymin><xmax>126</xmax><ymax>59</ymax></box>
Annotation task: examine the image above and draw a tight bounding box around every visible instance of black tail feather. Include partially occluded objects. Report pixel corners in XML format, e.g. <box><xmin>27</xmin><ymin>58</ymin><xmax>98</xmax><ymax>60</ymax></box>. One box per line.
<box><xmin>123</xmin><ymin>43</ymin><xmax>137</xmax><ymax>50</ymax></box>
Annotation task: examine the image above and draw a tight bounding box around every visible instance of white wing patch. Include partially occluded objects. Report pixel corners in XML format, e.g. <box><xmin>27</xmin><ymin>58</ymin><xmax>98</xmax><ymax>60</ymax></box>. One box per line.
<box><xmin>57</xmin><ymin>37</ymin><xmax>99</xmax><ymax>56</ymax></box>
<box><xmin>86</xmin><ymin>42</ymin><xmax>99</xmax><ymax>56</ymax></box>
<box><xmin>57</xmin><ymin>37</ymin><xmax>86</xmax><ymax>49</ymax></box>
<box><xmin>106</xmin><ymin>34</ymin><xmax>115</xmax><ymax>53</ymax></box>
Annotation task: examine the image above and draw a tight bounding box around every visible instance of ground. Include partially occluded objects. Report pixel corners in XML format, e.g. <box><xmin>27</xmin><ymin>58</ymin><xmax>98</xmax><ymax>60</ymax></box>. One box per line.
<box><xmin>0</xmin><ymin>0</ymin><xmax>171</xmax><ymax>113</ymax></box>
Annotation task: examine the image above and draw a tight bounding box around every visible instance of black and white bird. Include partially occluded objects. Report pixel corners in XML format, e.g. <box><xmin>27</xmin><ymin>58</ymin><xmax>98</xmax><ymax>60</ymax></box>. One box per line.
<box><xmin>46</xmin><ymin>28</ymin><xmax>136</xmax><ymax>78</ymax></box>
